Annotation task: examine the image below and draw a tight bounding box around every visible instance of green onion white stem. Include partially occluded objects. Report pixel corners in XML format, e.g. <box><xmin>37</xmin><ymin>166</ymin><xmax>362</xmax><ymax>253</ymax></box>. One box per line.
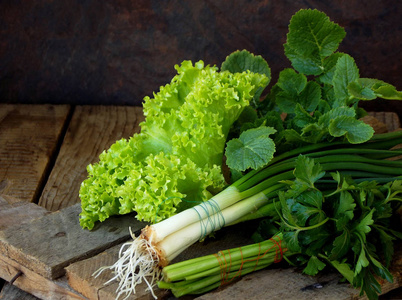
<box><xmin>95</xmin><ymin>131</ymin><xmax>402</xmax><ymax>299</ymax></box>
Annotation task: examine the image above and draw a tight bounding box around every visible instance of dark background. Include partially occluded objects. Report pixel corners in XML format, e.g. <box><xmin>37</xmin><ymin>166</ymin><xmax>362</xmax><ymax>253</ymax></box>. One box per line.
<box><xmin>1</xmin><ymin>0</ymin><xmax>401</xmax><ymax>116</ymax></box>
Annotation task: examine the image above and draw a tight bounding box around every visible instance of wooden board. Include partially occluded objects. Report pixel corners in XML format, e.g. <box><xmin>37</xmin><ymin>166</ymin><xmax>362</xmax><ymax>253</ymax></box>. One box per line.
<box><xmin>38</xmin><ymin>105</ymin><xmax>145</xmax><ymax>211</ymax></box>
<box><xmin>0</xmin><ymin>282</ymin><xmax>40</xmax><ymax>300</ymax></box>
<box><xmin>0</xmin><ymin>253</ymin><xmax>84</xmax><ymax>300</ymax></box>
<box><xmin>65</xmin><ymin>222</ymin><xmax>259</xmax><ymax>300</ymax></box>
<box><xmin>196</xmin><ymin>242</ymin><xmax>402</xmax><ymax>300</ymax></box>
<box><xmin>0</xmin><ymin>203</ymin><xmax>147</xmax><ymax>280</ymax></box>
<box><xmin>0</xmin><ymin>104</ymin><xmax>71</xmax><ymax>203</ymax></box>
<box><xmin>0</xmin><ymin>106</ymin><xmax>401</xmax><ymax>300</ymax></box>
<box><xmin>0</xmin><ymin>195</ymin><xmax>49</xmax><ymax>231</ymax></box>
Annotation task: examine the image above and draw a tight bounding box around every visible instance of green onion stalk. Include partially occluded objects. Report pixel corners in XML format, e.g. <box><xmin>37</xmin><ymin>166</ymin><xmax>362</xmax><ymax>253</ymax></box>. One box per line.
<box><xmin>94</xmin><ymin>131</ymin><xmax>402</xmax><ymax>299</ymax></box>
<box><xmin>158</xmin><ymin>233</ymin><xmax>290</xmax><ymax>298</ymax></box>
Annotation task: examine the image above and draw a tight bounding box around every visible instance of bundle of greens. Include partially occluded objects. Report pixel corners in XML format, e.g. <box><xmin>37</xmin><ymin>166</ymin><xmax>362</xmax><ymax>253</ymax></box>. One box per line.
<box><xmin>79</xmin><ymin>59</ymin><xmax>270</xmax><ymax>230</ymax></box>
<box><xmin>89</xmin><ymin>8</ymin><xmax>402</xmax><ymax>300</ymax></box>
<box><xmin>159</xmin><ymin>156</ymin><xmax>402</xmax><ymax>299</ymax></box>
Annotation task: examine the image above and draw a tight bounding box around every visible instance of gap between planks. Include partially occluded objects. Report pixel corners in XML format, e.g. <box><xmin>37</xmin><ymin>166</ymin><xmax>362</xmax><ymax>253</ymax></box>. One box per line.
<box><xmin>38</xmin><ymin>105</ymin><xmax>145</xmax><ymax>211</ymax></box>
<box><xmin>0</xmin><ymin>104</ymin><xmax>72</xmax><ymax>204</ymax></box>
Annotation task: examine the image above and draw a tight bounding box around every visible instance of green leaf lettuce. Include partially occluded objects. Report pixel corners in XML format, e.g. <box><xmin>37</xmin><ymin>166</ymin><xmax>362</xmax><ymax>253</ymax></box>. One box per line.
<box><xmin>79</xmin><ymin>60</ymin><xmax>269</xmax><ymax>229</ymax></box>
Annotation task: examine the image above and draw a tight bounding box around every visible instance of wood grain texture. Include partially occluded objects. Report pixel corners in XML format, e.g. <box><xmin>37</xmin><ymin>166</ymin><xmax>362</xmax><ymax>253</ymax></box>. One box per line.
<box><xmin>0</xmin><ymin>203</ymin><xmax>146</xmax><ymax>280</ymax></box>
<box><xmin>0</xmin><ymin>104</ymin><xmax>70</xmax><ymax>203</ymax></box>
<box><xmin>0</xmin><ymin>282</ymin><xmax>40</xmax><ymax>300</ymax></box>
<box><xmin>0</xmin><ymin>253</ymin><xmax>84</xmax><ymax>300</ymax></box>
<box><xmin>0</xmin><ymin>195</ymin><xmax>49</xmax><ymax>231</ymax></box>
<box><xmin>368</xmin><ymin>111</ymin><xmax>401</xmax><ymax>132</ymax></box>
<box><xmin>66</xmin><ymin>245</ymin><xmax>170</xmax><ymax>300</ymax></box>
<box><xmin>196</xmin><ymin>243</ymin><xmax>402</xmax><ymax>300</ymax></box>
<box><xmin>38</xmin><ymin>105</ymin><xmax>144</xmax><ymax>211</ymax></box>
<box><xmin>66</xmin><ymin>222</ymin><xmax>261</xmax><ymax>299</ymax></box>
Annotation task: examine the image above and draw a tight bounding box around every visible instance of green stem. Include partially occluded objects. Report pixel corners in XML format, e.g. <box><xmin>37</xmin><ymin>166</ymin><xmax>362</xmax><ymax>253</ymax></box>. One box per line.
<box><xmin>162</xmin><ymin>233</ymin><xmax>285</xmax><ymax>282</ymax></box>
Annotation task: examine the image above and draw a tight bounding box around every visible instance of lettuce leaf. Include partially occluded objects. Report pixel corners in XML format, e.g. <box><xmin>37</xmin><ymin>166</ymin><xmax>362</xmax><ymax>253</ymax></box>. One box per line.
<box><xmin>79</xmin><ymin>60</ymin><xmax>269</xmax><ymax>229</ymax></box>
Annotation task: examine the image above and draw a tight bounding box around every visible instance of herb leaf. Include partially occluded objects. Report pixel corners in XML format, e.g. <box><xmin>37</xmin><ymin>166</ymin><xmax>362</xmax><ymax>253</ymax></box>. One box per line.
<box><xmin>284</xmin><ymin>9</ymin><xmax>346</xmax><ymax>75</ymax></box>
<box><xmin>303</xmin><ymin>255</ymin><xmax>326</xmax><ymax>276</ymax></box>
<box><xmin>332</xmin><ymin>54</ymin><xmax>360</xmax><ymax>105</ymax></box>
<box><xmin>221</xmin><ymin>49</ymin><xmax>271</xmax><ymax>79</ymax></box>
<box><xmin>225</xmin><ymin>126</ymin><xmax>276</xmax><ymax>171</ymax></box>
<box><xmin>328</xmin><ymin>116</ymin><xmax>374</xmax><ymax>144</ymax></box>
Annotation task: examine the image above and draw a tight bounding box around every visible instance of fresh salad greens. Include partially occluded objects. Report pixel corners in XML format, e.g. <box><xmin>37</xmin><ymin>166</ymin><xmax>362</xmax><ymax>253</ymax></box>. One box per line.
<box><xmin>153</xmin><ymin>8</ymin><xmax>402</xmax><ymax>300</ymax></box>
<box><xmin>159</xmin><ymin>156</ymin><xmax>402</xmax><ymax>299</ymax></box>
<box><xmin>88</xmin><ymin>8</ymin><xmax>402</xmax><ymax>300</ymax></box>
<box><xmin>225</xmin><ymin>9</ymin><xmax>402</xmax><ymax>173</ymax></box>
<box><xmin>79</xmin><ymin>59</ymin><xmax>269</xmax><ymax>229</ymax></box>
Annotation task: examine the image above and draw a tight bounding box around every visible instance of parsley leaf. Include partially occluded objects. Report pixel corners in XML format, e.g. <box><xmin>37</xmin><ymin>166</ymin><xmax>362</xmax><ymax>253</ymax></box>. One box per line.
<box><xmin>303</xmin><ymin>255</ymin><xmax>326</xmax><ymax>276</ymax></box>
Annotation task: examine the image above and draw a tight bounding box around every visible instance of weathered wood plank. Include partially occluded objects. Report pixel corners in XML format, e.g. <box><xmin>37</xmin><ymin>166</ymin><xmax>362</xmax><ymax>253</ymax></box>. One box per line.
<box><xmin>0</xmin><ymin>203</ymin><xmax>146</xmax><ymax>280</ymax></box>
<box><xmin>66</xmin><ymin>244</ymin><xmax>170</xmax><ymax>300</ymax></box>
<box><xmin>0</xmin><ymin>282</ymin><xmax>40</xmax><ymax>300</ymax></box>
<box><xmin>0</xmin><ymin>195</ymin><xmax>49</xmax><ymax>231</ymax></box>
<box><xmin>38</xmin><ymin>105</ymin><xmax>144</xmax><ymax>211</ymax></box>
<box><xmin>0</xmin><ymin>104</ymin><xmax>71</xmax><ymax>203</ymax></box>
<box><xmin>368</xmin><ymin>111</ymin><xmax>400</xmax><ymax>132</ymax></box>
<box><xmin>66</xmin><ymin>222</ymin><xmax>260</xmax><ymax>300</ymax></box>
<box><xmin>0</xmin><ymin>253</ymin><xmax>85</xmax><ymax>300</ymax></box>
<box><xmin>196</xmin><ymin>242</ymin><xmax>402</xmax><ymax>300</ymax></box>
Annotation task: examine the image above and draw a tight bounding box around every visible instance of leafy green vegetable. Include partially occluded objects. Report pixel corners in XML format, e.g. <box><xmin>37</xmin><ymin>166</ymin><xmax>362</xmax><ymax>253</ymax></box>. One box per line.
<box><xmin>277</xmin><ymin>156</ymin><xmax>402</xmax><ymax>299</ymax></box>
<box><xmin>79</xmin><ymin>59</ymin><xmax>269</xmax><ymax>229</ymax></box>
<box><xmin>225</xmin><ymin>126</ymin><xmax>276</xmax><ymax>172</ymax></box>
<box><xmin>284</xmin><ymin>9</ymin><xmax>346</xmax><ymax>75</ymax></box>
<box><xmin>92</xmin><ymin>9</ymin><xmax>402</xmax><ymax>300</ymax></box>
<box><xmin>229</xmin><ymin>8</ymin><xmax>402</xmax><ymax>165</ymax></box>
<box><xmin>157</xmin><ymin>148</ymin><xmax>402</xmax><ymax>299</ymax></box>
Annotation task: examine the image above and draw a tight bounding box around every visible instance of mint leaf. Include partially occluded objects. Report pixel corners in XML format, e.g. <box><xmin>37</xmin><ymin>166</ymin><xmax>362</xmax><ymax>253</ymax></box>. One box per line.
<box><xmin>275</xmin><ymin>68</ymin><xmax>307</xmax><ymax>114</ymax></box>
<box><xmin>276</xmin><ymin>68</ymin><xmax>307</xmax><ymax>94</ymax></box>
<box><xmin>328</xmin><ymin>116</ymin><xmax>374</xmax><ymax>143</ymax></box>
<box><xmin>284</xmin><ymin>44</ymin><xmax>323</xmax><ymax>76</ymax></box>
<box><xmin>221</xmin><ymin>49</ymin><xmax>271</xmax><ymax>79</ymax></box>
<box><xmin>347</xmin><ymin>81</ymin><xmax>377</xmax><ymax>100</ymax></box>
<box><xmin>332</xmin><ymin>54</ymin><xmax>360</xmax><ymax>105</ymax></box>
<box><xmin>293</xmin><ymin>104</ymin><xmax>315</xmax><ymax>128</ymax></box>
<box><xmin>318</xmin><ymin>106</ymin><xmax>356</xmax><ymax>127</ymax></box>
<box><xmin>319</xmin><ymin>52</ymin><xmax>346</xmax><ymax>84</ymax></box>
<box><xmin>374</xmin><ymin>83</ymin><xmax>402</xmax><ymax>100</ymax></box>
<box><xmin>303</xmin><ymin>255</ymin><xmax>326</xmax><ymax>276</ymax></box>
<box><xmin>298</xmin><ymin>81</ymin><xmax>322</xmax><ymax>112</ymax></box>
<box><xmin>285</xmin><ymin>9</ymin><xmax>346</xmax><ymax>75</ymax></box>
<box><xmin>225</xmin><ymin>126</ymin><xmax>276</xmax><ymax>171</ymax></box>
<box><xmin>349</xmin><ymin>78</ymin><xmax>402</xmax><ymax>100</ymax></box>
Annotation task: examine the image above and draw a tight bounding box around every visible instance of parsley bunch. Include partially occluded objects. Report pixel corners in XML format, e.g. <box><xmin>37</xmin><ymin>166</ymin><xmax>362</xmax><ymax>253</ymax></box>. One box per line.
<box><xmin>278</xmin><ymin>155</ymin><xmax>402</xmax><ymax>299</ymax></box>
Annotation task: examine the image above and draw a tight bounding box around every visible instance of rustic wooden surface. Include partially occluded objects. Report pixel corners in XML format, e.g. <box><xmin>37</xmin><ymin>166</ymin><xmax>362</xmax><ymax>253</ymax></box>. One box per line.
<box><xmin>0</xmin><ymin>104</ymin><xmax>71</xmax><ymax>203</ymax></box>
<box><xmin>0</xmin><ymin>104</ymin><xmax>401</xmax><ymax>300</ymax></box>
<box><xmin>0</xmin><ymin>204</ymin><xmax>146</xmax><ymax>280</ymax></box>
<box><xmin>38</xmin><ymin>105</ymin><xmax>144</xmax><ymax>211</ymax></box>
